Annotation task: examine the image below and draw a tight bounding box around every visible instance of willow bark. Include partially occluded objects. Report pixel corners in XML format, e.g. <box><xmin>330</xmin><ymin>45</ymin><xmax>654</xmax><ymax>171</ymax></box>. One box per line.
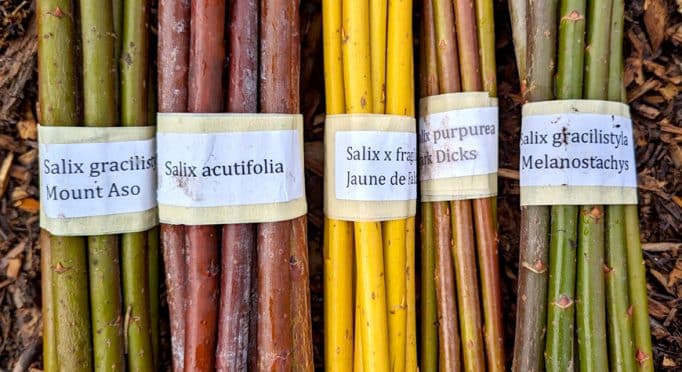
<box><xmin>40</xmin><ymin>230</ymin><xmax>57</xmax><ymax>371</ymax></box>
<box><xmin>79</xmin><ymin>1</ymin><xmax>125</xmax><ymax>369</ymax></box>
<box><xmin>577</xmin><ymin>1</ymin><xmax>612</xmax><ymax>370</ymax></box>
<box><xmin>38</xmin><ymin>0</ymin><xmax>92</xmax><ymax>368</ymax></box>
<box><xmin>157</xmin><ymin>1</ymin><xmax>190</xmax><ymax>369</ymax></box>
<box><xmin>512</xmin><ymin>1</ymin><xmax>557</xmax><ymax>370</ymax></box>
<box><xmin>215</xmin><ymin>0</ymin><xmax>258</xmax><ymax>369</ymax></box>
<box><xmin>452</xmin><ymin>1</ymin><xmax>486</xmax><ymax>369</ymax></box>
<box><xmin>288</xmin><ymin>3</ymin><xmax>314</xmax><ymax>369</ymax></box>
<box><xmin>473</xmin><ymin>1</ymin><xmax>504</xmax><ymax>368</ymax></box>
<box><xmin>255</xmin><ymin>0</ymin><xmax>297</xmax><ymax>369</ymax></box>
<box><xmin>419</xmin><ymin>1</ymin><xmax>440</xmax><ymax>369</ymax></box>
<box><xmin>120</xmin><ymin>1</ymin><xmax>155</xmax><ymax>369</ymax></box>
<box><xmin>184</xmin><ymin>1</ymin><xmax>226</xmax><ymax>370</ymax></box>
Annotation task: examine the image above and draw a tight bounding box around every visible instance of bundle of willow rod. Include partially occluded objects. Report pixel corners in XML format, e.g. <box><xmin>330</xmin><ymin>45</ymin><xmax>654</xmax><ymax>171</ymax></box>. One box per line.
<box><xmin>158</xmin><ymin>1</ymin><xmax>312</xmax><ymax>371</ymax></box>
<box><xmin>418</xmin><ymin>0</ymin><xmax>504</xmax><ymax>371</ymax></box>
<box><xmin>39</xmin><ymin>0</ymin><xmax>158</xmax><ymax>370</ymax></box>
<box><xmin>510</xmin><ymin>1</ymin><xmax>654</xmax><ymax>371</ymax></box>
<box><xmin>322</xmin><ymin>0</ymin><xmax>417</xmax><ymax>371</ymax></box>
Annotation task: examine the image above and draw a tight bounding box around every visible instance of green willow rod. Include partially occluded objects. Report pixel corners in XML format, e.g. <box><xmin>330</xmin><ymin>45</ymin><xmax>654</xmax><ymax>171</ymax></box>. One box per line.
<box><xmin>604</xmin><ymin>1</ymin><xmax>636</xmax><ymax>371</ymax></box>
<box><xmin>120</xmin><ymin>0</ymin><xmax>155</xmax><ymax>370</ymax></box>
<box><xmin>576</xmin><ymin>0</ymin><xmax>613</xmax><ymax>370</ymax></box>
<box><xmin>544</xmin><ymin>0</ymin><xmax>584</xmax><ymax>369</ymax></box>
<box><xmin>512</xmin><ymin>1</ymin><xmax>557</xmax><ymax>371</ymax></box>
<box><xmin>38</xmin><ymin>0</ymin><xmax>93</xmax><ymax>369</ymax></box>
<box><xmin>79</xmin><ymin>0</ymin><xmax>126</xmax><ymax>369</ymax></box>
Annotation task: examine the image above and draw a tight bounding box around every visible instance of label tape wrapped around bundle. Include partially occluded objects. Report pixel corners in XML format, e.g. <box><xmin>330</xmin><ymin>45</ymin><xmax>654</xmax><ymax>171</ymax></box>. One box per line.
<box><xmin>519</xmin><ymin>100</ymin><xmax>637</xmax><ymax>206</ymax></box>
<box><xmin>324</xmin><ymin>114</ymin><xmax>418</xmax><ymax>222</ymax></box>
<box><xmin>39</xmin><ymin>125</ymin><xmax>158</xmax><ymax>236</ymax></box>
<box><xmin>156</xmin><ymin>113</ymin><xmax>307</xmax><ymax>225</ymax></box>
<box><xmin>419</xmin><ymin>92</ymin><xmax>499</xmax><ymax>202</ymax></box>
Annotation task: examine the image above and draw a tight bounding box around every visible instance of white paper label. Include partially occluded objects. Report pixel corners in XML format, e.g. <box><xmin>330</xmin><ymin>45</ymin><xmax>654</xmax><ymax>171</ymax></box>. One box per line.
<box><xmin>520</xmin><ymin>112</ymin><xmax>637</xmax><ymax>189</ymax></box>
<box><xmin>334</xmin><ymin>131</ymin><xmax>417</xmax><ymax>201</ymax></box>
<box><xmin>157</xmin><ymin>130</ymin><xmax>304</xmax><ymax>208</ymax></box>
<box><xmin>40</xmin><ymin>139</ymin><xmax>157</xmax><ymax>218</ymax></box>
<box><xmin>419</xmin><ymin>107</ymin><xmax>498</xmax><ymax>180</ymax></box>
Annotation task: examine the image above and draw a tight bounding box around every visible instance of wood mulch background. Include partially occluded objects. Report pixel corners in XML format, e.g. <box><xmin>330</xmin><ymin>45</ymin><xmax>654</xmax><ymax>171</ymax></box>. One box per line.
<box><xmin>0</xmin><ymin>0</ymin><xmax>680</xmax><ymax>370</ymax></box>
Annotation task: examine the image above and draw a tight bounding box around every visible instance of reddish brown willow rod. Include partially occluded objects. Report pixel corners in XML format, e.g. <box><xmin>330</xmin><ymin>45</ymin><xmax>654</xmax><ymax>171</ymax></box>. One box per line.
<box><xmin>157</xmin><ymin>1</ymin><xmax>190</xmax><ymax>370</ymax></box>
<box><xmin>254</xmin><ymin>0</ymin><xmax>301</xmax><ymax>369</ymax></box>
<box><xmin>434</xmin><ymin>203</ymin><xmax>461</xmax><ymax>370</ymax></box>
<box><xmin>288</xmin><ymin>1</ymin><xmax>314</xmax><ymax>369</ymax></box>
<box><xmin>215</xmin><ymin>0</ymin><xmax>257</xmax><ymax>370</ymax></box>
<box><xmin>451</xmin><ymin>0</ymin><xmax>487</xmax><ymax>370</ymax></box>
<box><xmin>184</xmin><ymin>1</ymin><xmax>225</xmax><ymax>370</ymax></box>
<box><xmin>432</xmin><ymin>0</ymin><xmax>464</xmax><ymax>370</ymax></box>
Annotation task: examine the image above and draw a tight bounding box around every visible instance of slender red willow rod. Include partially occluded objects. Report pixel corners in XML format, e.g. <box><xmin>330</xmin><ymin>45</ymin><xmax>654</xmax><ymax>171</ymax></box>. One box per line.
<box><xmin>157</xmin><ymin>1</ymin><xmax>190</xmax><ymax>370</ymax></box>
<box><xmin>184</xmin><ymin>1</ymin><xmax>225</xmax><ymax>370</ymax></box>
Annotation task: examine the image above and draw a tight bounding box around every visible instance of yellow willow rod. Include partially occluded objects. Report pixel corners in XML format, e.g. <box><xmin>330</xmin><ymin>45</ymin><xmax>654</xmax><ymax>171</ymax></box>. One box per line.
<box><xmin>384</xmin><ymin>220</ymin><xmax>407</xmax><ymax>372</ymax></box>
<box><xmin>323</xmin><ymin>0</ymin><xmax>354</xmax><ymax>370</ymax></box>
<box><xmin>354</xmin><ymin>222</ymin><xmax>389</xmax><ymax>372</ymax></box>
<box><xmin>370</xmin><ymin>0</ymin><xmax>387</xmax><ymax>113</ymax></box>
<box><xmin>405</xmin><ymin>217</ymin><xmax>418</xmax><ymax>371</ymax></box>
<box><xmin>354</xmin><ymin>264</ymin><xmax>365</xmax><ymax>372</ymax></box>
<box><xmin>323</xmin><ymin>219</ymin><xmax>354</xmax><ymax>371</ymax></box>
<box><xmin>385</xmin><ymin>0</ymin><xmax>415</xmax><ymax>370</ymax></box>
<box><xmin>377</xmin><ymin>0</ymin><xmax>407</xmax><ymax>369</ymax></box>
<box><xmin>343</xmin><ymin>0</ymin><xmax>390</xmax><ymax>370</ymax></box>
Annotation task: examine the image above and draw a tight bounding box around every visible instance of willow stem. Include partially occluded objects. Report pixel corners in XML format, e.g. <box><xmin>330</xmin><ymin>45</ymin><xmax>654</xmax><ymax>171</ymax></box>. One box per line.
<box><xmin>355</xmin><ymin>222</ymin><xmax>390</xmax><ymax>372</ymax></box>
<box><xmin>122</xmin><ymin>233</ymin><xmax>154</xmax><ymax>372</ymax></box>
<box><xmin>475</xmin><ymin>0</ymin><xmax>497</xmax><ymax>95</ymax></box>
<box><xmin>432</xmin><ymin>0</ymin><xmax>460</xmax><ymax>93</ymax></box>
<box><xmin>369</xmin><ymin>0</ymin><xmax>386</xmax><ymax>113</ymax></box>
<box><xmin>38</xmin><ymin>0</ymin><xmax>92</xmax><ymax>369</ymax></box>
<box><xmin>420</xmin><ymin>204</ymin><xmax>439</xmax><ymax>372</ymax></box>
<box><xmin>435</xmin><ymin>202</ymin><xmax>461</xmax><ymax>372</ymax></box>
<box><xmin>40</xmin><ymin>230</ymin><xmax>57</xmax><ymax>372</ymax></box>
<box><xmin>545</xmin><ymin>0</ymin><xmax>585</xmax><ymax>369</ymax></box>
<box><xmin>88</xmin><ymin>236</ymin><xmax>125</xmax><ymax>371</ymax></box>
<box><xmin>576</xmin><ymin>1</ymin><xmax>613</xmax><ymax>370</ymax></box>
<box><xmin>452</xmin><ymin>1</ymin><xmax>486</xmax><ymax>370</ymax></box>
<box><xmin>450</xmin><ymin>201</ymin><xmax>485</xmax><ymax>372</ymax></box>
<box><xmin>473</xmin><ymin>198</ymin><xmax>504</xmax><ymax>371</ymax></box>
<box><xmin>120</xmin><ymin>0</ymin><xmax>154</xmax><ymax>370</ymax></box>
<box><xmin>545</xmin><ymin>205</ymin><xmax>578</xmax><ymax>370</ymax></box>
<box><xmin>512</xmin><ymin>1</ymin><xmax>557</xmax><ymax>370</ymax></box>
<box><xmin>291</xmin><ymin>215</ymin><xmax>314</xmax><ymax>371</ymax></box>
<box><xmin>419</xmin><ymin>2</ymin><xmax>440</xmax><ymax>369</ymax></box>
<box><xmin>605</xmin><ymin>205</ymin><xmax>636</xmax><ymax>372</ymax></box>
<box><xmin>605</xmin><ymin>2</ymin><xmax>636</xmax><ymax>371</ymax></box>
<box><xmin>383</xmin><ymin>1</ymin><xmax>408</xmax><ymax>369</ymax></box>
<box><xmin>216</xmin><ymin>1</ymin><xmax>258</xmax><ymax>369</ymax></box>
<box><xmin>576</xmin><ymin>206</ymin><xmax>609</xmax><ymax>371</ymax></box>
<box><xmin>624</xmin><ymin>206</ymin><xmax>654</xmax><ymax>372</ymax></box>
<box><xmin>157</xmin><ymin>1</ymin><xmax>191</xmax><ymax>370</ymax></box>
<box><xmin>79</xmin><ymin>1</ymin><xmax>126</xmax><ymax>369</ymax></box>
<box><xmin>258</xmin><ymin>0</ymin><xmax>299</xmax><ymax>368</ymax></box>
<box><xmin>322</xmin><ymin>0</ymin><xmax>354</xmax><ymax>367</ymax></box>
<box><xmin>513</xmin><ymin>207</ymin><xmax>550</xmax><ymax>372</ymax></box>
<box><xmin>405</xmin><ymin>217</ymin><xmax>418</xmax><ymax>372</ymax></box>
<box><xmin>342</xmin><ymin>0</ymin><xmax>390</xmax><ymax>369</ymax></box>
<box><xmin>385</xmin><ymin>1</ymin><xmax>415</xmax><ymax>369</ymax></box>
<box><xmin>430</xmin><ymin>2</ymin><xmax>463</xmax><ymax>370</ymax></box>
<box><xmin>508</xmin><ymin>0</ymin><xmax>527</xmax><ymax>88</ymax></box>
<box><xmin>384</xmin><ymin>220</ymin><xmax>407</xmax><ymax>372</ymax></box>
<box><xmin>473</xmin><ymin>1</ymin><xmax>504</xmax><ymax>368</ymax></box>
